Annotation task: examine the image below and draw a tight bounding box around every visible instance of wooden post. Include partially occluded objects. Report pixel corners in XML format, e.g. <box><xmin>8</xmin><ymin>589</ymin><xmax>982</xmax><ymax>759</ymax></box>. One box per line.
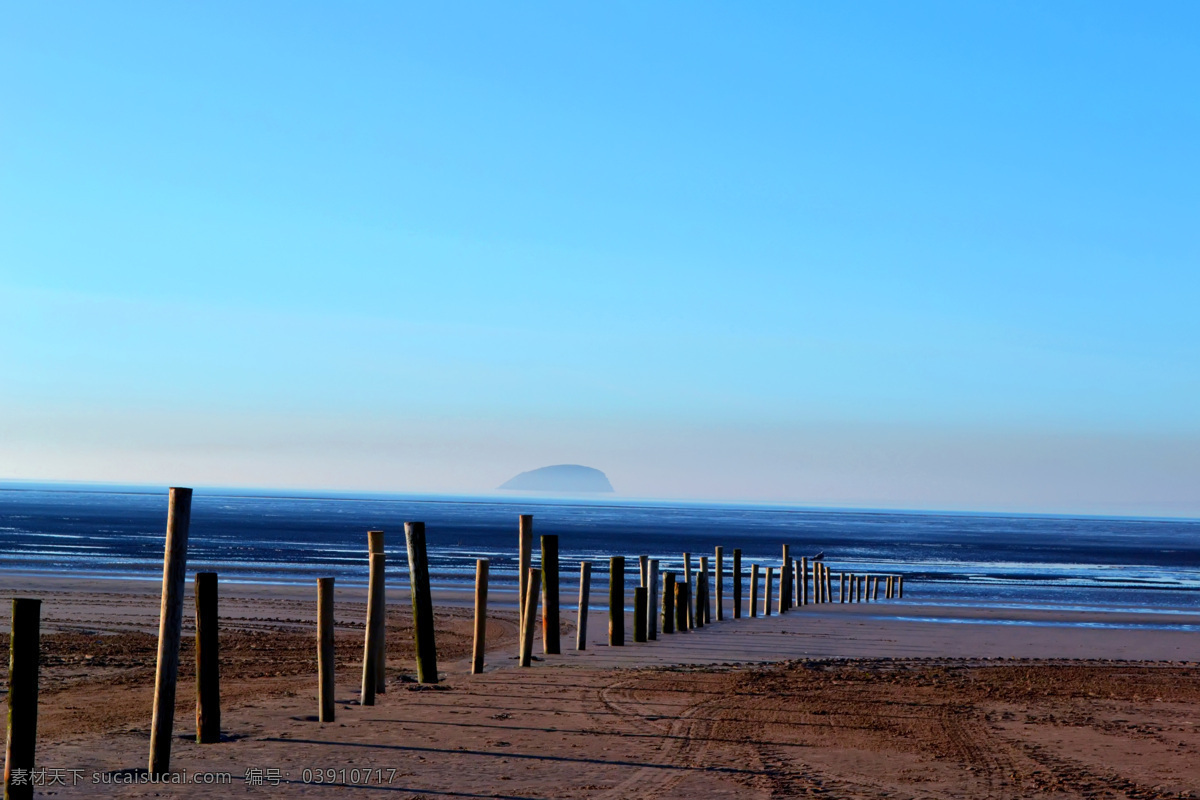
<box><xmin>639</xmin><ymin>555</ymin><xmax>649</xmax><ymax>587</ymax></box>
<box><xmin>887</xmin><ymin>575</ymin><xmax>894</xmax><ymax>599</ymax></box>
<box><xmin>518</xmin><ymin>515</ymin><xmax>533</xmax><ymax>653</ymax></box>
<box><xmin>715</xmin><ymin>546</ymin><xmax>725</xmax><ymax>620</ymax></box>
<box><xmin>405</xmin><ymin>522</ymin><xmax>438</xmax><ymax>684</ymax></box>
<box><xmin>541</xmin><ymin>535</ymin><xmax>560</xmax><ymax>655</ymax></box>
<box><xmin>608</xmin><ymin>557</ymin><xmax>625</xmax><ymax>646</ymax></box>
<box><xmin>780</xmin><ymin>545</ymin><xmax>791</xmax><ymax>610</ymax></box>
<box><xmin>674</xmin><ymin>582</ymin><xmax>688</xmax><ymax>633</ymax></box>
<box><xmin>661</xmin><ymin>572</ymin><xmax>676</xmax><ymax>634</ymax></box>
<box><xmin>317</xmin><ymin>578</ymin><xmax>335</xmax><ymax>722</ymax></box>
<box><xmin>872</xmin><ymin>575</ymin><xmax>880</xmax><ymax>601</ymax></box>
<box><xmin>519</xmin><ymin>568</ymin><xmax>541</xmax><ymax>667</ymax></box>
<box><xmin>194</xmin><ymin>572</ymin><xmax>220</xmax><ymax>744</ymax></box>
<box><xmin>749</xmin><ymin>564</ymin><xmax>759</xmax><ymax>618</ymax></box>
<box><xmin>699</xmin><ymin>556</ymin><xmax>711</xmax><ymax>624</ymax></box>
<box><xmin>732</xmin><ymin>549</ymin><xmax>743</xmax><ymax>619</ymax></box>
<box><xmin>370</xmin><ymin>530</ymin><xmax>387</xmax><ymax>695</ymax></box>
<box><xmin>840</xmin><ymin>572</ymin><xmax>847</xmax><ymax>604</ymax></box>
<box><xmin>860</xmin><ymin>574</ymin><xmax>866</xmax><ymax>602</ymax></box>
<box><xmin>849</xmin><ymin>573</ymin><xmax>856</xmax><ymax>602</ymax></box>
<box><xmin>472</xmin><ymin>560</ymin><xmax>489</xmax><ymax>674</ymax></box>
<box><xmin>4</xmin><ymin>598</ymin><xmax>40</xmax><ymax>800</ymax></box>
<box><xmin>800</xmin><ymin>557</ymin><xmax>809</xmax><ymax>606</ymax></box>
<box><xmin>683</xmin><ymin>553</ymin><xmax>694</xmax><ymax>629</ymax></box>
<box><xmin>361</xmin><ymin>532</ymin><xmax>385</xmax><ymax>704</ymax></box>
<box><xmin>647</xmin><ymin>559</ymin><xmax>659</xmax><ymax>640</ymax></box>
<box><xmin>149</xmin><ymin>486</ymin><xmax>191</xmax><ymax>777</ymax></box>
<box><xmin>633</xmin><ymin>587</ymin><xmax>648</xmax><ymax>642</ymax></box>
<box><xmin>575</xmin><ymin>562</ymin><xmax>591</xmax><ymax>651</ymax></box>
<box><xmin>693</xmin><ymin>572</ymin><xmax>704</xmax><ymax>630</ymax></box>
<box><xmin>824</xmin><ymin>565</ymin><xmax>833</xmax><ymax>604</ymax></box>
<box><xmin>898</xmin><ymin>575</ymin><xmax>904</xmax><ymax>599</ymax></box>
<box><xmin>764</xmin><ymin>566</ymin><xmax>774</xmax><ymax>616</ymax></box>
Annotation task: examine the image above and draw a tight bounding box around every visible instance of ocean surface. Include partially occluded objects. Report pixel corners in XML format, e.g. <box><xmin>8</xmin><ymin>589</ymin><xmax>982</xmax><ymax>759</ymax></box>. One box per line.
<box><xmin>2</xmin><ymin>483</ymin><xmax>1199</xmax><ymax>624</ymax></box>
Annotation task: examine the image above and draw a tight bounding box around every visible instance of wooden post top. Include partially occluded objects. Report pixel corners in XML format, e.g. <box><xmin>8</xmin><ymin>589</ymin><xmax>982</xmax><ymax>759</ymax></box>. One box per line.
<box><xmin>368</xmin><ymin>530</ymin><xmax>384</xmax><ymax>554</ymax></box>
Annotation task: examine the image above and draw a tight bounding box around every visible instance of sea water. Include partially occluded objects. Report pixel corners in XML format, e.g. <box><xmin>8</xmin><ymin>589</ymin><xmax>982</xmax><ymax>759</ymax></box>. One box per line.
<box><xmin>2</xmin><ymin>483</ymin><xmax>1198</xmax><ymax>621</ymax></box>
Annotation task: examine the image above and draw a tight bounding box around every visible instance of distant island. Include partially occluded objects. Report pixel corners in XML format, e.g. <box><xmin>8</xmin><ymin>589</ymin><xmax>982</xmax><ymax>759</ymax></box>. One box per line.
<box><xmin>497</xmin><ymin>464</ymin><xmax>614</xmax><ymax>493</ymax></box>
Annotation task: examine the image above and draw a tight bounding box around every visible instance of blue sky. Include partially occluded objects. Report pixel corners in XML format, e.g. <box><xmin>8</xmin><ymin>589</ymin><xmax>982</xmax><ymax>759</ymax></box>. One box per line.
<box><xmin>2</xmin><ymin>2</ymin><xmax>1197</xmax><ymax>514</ymax></box>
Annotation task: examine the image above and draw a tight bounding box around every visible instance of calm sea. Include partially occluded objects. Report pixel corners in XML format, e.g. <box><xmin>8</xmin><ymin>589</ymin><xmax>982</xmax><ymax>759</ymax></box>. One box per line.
<box><xmin>2</xmin><ymin>483</ymin><xmax>1198</xmax><ymax>620</ymax></box>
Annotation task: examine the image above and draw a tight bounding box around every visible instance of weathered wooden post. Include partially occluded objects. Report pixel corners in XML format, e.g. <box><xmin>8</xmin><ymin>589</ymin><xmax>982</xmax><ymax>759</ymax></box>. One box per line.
<box><xmin>405</xmin><ymin>522</ymin><xmax>438</xmax><ymax>684</ymax></box>
<box><xmin>764</xmin><ymin>566</ymin><xmax>774</xmax><ymax>616</ymax></box>
<box><xmin>780</xmin><ymin>545</ymin><xmax>791</xmax><ymax>610</ymax></box>
<box><xmin>541</xmin><ymin>535</ymin><xmax>560</xmax><ymax>655</ymax></box>
<box><xmin>860</xmin><ymin>574</ymin><xmax>866</xmax><ymax>602</ymax></box>
<box><xmin>872</xmin><ymin>575</ymin><xmax>880</xmax><ymax>601</ymax></box>
<box><xmin>639</xmin><ymin>555</ymin><xmax>649</xmax><ymax>588</ymax></box>
<box><xmin>887</xmin><ymin>575</ymin><xmax>894</xmax><ymax>599</ymax></box>
<box><xmin>840</xmin><ymin>572</ymin><xmax>847</xmax><ymax>604</ymax></box>
<box><xmin>800</xmin><ymin>557</ymin><xmax>809</xmax><ymax>606</ymax></box>
<box><xmin>647</xmin><ymin>559</ymin><xmax>660</xmax><ymax>640</ymax></box>
<box><xmin>149</xmin><ymin>486</ymin><xmax>191</xmax><ymax>777</ymax></box>
<box><xmin>699</xmin><ymin>556</ymin><xmax>711</xmax><ymax>624</ymax></box>
<box><xmin>825</xmin><ymin>565</ymin><xmax>833</xmax><ymax>604</ymax></box>
<box><xmin>194</xmin><ymin>572</ymin><xmax>220</xmax><ymax>744</ymax></box>
<box><xmin>575</xmin><ymin>562</ymin><xmax>591</xmax><ymax>651</ymax></box>
<box><xmin>693</xmin><ymin>571</ymin><xmax>704</xmax><ymax>630</ymax></box>
<box><xmin>715</xmin><ymin>546</ymin><xmax>725</xmax><ymax>620</ymax></box>
<box><xmin>674</xmin><ymin>582</ymin><xmax>689</xmax><ymax>633</ymax></box>
<box><xmin>317</xmin><ymin>578</ymin><xmax>335</xmax><ymax>722</ymax></box>
<box><xmin>683</xmin><ymin>552</ymin><xmax>694</xmax><ymax>628</ymax></box>
<box><xmin>520</xmin><ymin>568</ymin><xmax>541</xmax><ymax>667</ymax></box>
<box><xmin>5</xmin><ymin>598</ymin><xmax>40</xmax><ymax>800</ymax></box>
<box><xmin>472</xmin><ymin>560</ymin><xmax>489</xmax><ymax>674</ymax></box>
<box><xmin>518</xmin><ymin>515</ymin><xmax>533</xmax><ymax>653</ymax></box>
<box><xmin>608</xmin><ymin>557</ymin><xmax>625</xmax><ymax>646</ymax></box>
<box><xmin>898</xmin><ymin>575</ymin><xmax>904</xmax><ymax>599</ymax></box>
<box><xmin>749</xmin><ymin>564</ymin><xmax>759</xmax><ymax>618</ymax></box>
<box><xmin>371</xmin><ymin>531</ymin><xmax>388</xmax><ymax>695</ymax></box>
<box><xmin>633</xmin><ymin>587</ymin><xmax>648</xmax><ymax>642</ymax></box>
<box><xmin>661</xmin><ymin>572</ymin><xmax>676</xmax><ymax>634</ymax></box>
<box><xmin>361</xmin><ymin>531</ymin><xmax>385</xmax><ymax>704</ymax></box>
<box><xmin>732</xmin><ymin>549</ymin><xmax>743</xmax><ymax>619</ymax></box>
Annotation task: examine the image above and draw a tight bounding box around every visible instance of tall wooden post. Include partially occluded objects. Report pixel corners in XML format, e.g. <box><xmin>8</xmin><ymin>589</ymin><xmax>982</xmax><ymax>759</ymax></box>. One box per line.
<box><xmin>518</xmin><ymin>515</ymin><xmax>533</xmax><ymax>653</ymax></box>
<box><xmin>608</xmin><ymin>557</ymin><xmax>625</xmax><ymax>646</ymax></box>
<box><xmin>898</xmin><ymin>575</ymin><xmax>904</xmax><ymax>599</ymax></box>
<box><xmin>149</xmin><ymin>486</ymin><xmax>191</xmax><ymax>777</ymax></box>
<box><xmin>674</xmin><ymin>582</ymin><xmax>688</xmax><ymax>633</ymax></box>
<box><xmin>732</xmin><ymin>549</ymin><xmax>743</xmax><ymax>619</ymax></box>
<box><xmin>872</xmin><ymin>575</ymin><xmax>880</xmax><ymax>601</ymax></box>
<box><xmin>633</xmin><ymin>588</ymin><xmax>648</xmax><ymax>642</ymax></box>
<box><xmin>472</xmin><ymin>560</ymin><xmax>489</xmax><ymax>674</ymax></box>
<box><xmin>749</xmin><ymin>564</ymin><xmax>759</xmax><ymax>618</ymax></box>
<box><xmin>715</xmin><ymin>546</ymin><xmax>725</xmax><ymax>620</ymax></box>
<box><xmin>519</xmin><ymin>568</ymin><xmax>541</xmax><ymax>667</ymax></box>
<box><xmin>575</xmin><ymin>562</ymin><xmax>591</xmax><ymax>651</ymax></box>
<box><xmin>887</xmin><ymin>575</ymin><xmax>894</xmax><ymax>599</ymax></box>
<box><xmin>780</xmin><ymin>545</ymin><xmax>791</xmax><ymax>610</ymax></box>
<box><xmin>369</xmin><ymin>531</ymin><xmax>387</xmax><ymax>695</ymax></box>
<box><xmin>361</xmin><ymin>531</ymin><xmax>385</xmax><ymax>704</ymax></box>
<box><xmin>661</xmin><ymin>572</ymin><xmax>676</xmax><ymax>634</ymax></box>
<box><xmin>800</xmin><ymin>557</ymin><xmax>809</xmax><ymax>606</ymax></box>
<box><xmin>699</xmin><ymin>556</ymin><xmax>711</xmax><ymax>624</ymax></box>
<box><xmin>405</xmin><ymin>522</ymin><xmax>438</xmax><ymax>684</ymax></box>
<box><xmin>639</xmin><ymin>555</ymin><xmax>649</xmax><ymax>588</ymax></box>
<box><xmin>647</xmin><ymin>559</ymin><xmax>660</xmax><ymax>640</ymax></box>
<box><xmin>825</xmin><ymin>565</ymin><xmax>833</xmax><ymax>604</ymax></box>
<box><xmin>683</xmin><ymin>553</ymin><xmax>694</xmax><ymax>628</ymax></box>
<box><xmin>5</xmin><ymin>598</ymin><xmax>40</xmax><ymax>800</ymax></box>
<box><xmin>194</xmin><ymin>572</ymin><xmax>220</xmax><ymax>744</ymax></box>
<box><xmin>317</xmin><ymin>578</ymin><xmax>335</xmax><ymax>722</ymax></box>
<box><xmin>541</xmin><ymin>535</ymin><xmax>560</xmax><ymax>655</ymax></box>
<box><xmin>840</xmin><ymin>572</ymin><xmax>847</xmax><ymax>604</ymax></box>
<box><xmin>764</xmin><ymin>566</ymin><xmax>774</xmax><ymax>616</ymax></box>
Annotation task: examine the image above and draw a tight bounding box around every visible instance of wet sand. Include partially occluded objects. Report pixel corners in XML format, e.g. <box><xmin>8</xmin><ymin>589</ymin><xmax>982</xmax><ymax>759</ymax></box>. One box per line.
<box><xmin>3</xmin><ymin>576</ymin><xmax>1199</xmax><ymax>798</ymax></box>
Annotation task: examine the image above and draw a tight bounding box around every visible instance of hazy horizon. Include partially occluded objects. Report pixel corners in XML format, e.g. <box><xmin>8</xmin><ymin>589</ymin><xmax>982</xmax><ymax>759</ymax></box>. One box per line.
<box><xmin>3</xmin><ymin>3</ymin><xmax>1197</xmax><ymax>518</ymax></box>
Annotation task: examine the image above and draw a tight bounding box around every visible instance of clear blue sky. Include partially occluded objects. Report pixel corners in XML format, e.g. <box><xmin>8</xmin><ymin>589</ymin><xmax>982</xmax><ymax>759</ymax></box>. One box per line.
<box><xmin>2</xmin><ymin>2</ymin><xmax>1197</xmax><ymax>515</ymax></box>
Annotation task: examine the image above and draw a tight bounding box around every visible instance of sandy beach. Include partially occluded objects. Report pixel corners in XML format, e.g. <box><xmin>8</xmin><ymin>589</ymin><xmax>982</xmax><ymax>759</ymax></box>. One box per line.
<box><xmin>3</xmin><ymin>576</ymin><xmax>1200</xmax><ymax>798</ymax></box>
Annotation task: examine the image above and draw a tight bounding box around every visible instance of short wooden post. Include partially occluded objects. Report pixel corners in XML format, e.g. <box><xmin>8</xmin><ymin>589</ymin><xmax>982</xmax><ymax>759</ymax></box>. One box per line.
<box><xmin>661</xmin><ymin>572</ymin><xmax>676</xmax><ymax>634</ymax></box>
<box><xmin>849</xmin><ymin>573</ymin><xmax>857</xmax><ymax>602</ymax></box>
<box><xmin>317</xmin><ymin>578</ymin><xmax>335</xmax><ymax>722</ymax></box>
<box><xmin>674</xmin><ymin>581</ymin><xmax>688</xmax><ymax>632</ymax></box>
<box><xmin>898</xmin><ymin>575</ymin><xmax>904</xmax><ymax>599</ymax></box>
<box><xmin>872</xmin><ymin>575</ymin><xmax>880</xmax><ymax>601</ymax></box>
<box><xmin>149</xmin><ymin>486</ymin><xmax>191</xmax><ymax>777</ymax></box>
<box><xmin>683</xmin><ymin>553</ymin><xmax>694</xmax><ymax>628</ymax></box>
<box><xmin>839</xmin><ymin>572</ymin><xmax>846</xmax><ymax>604</ymax></box>
<box><xmin>405</xmin><ymin>522</ymin><xmax>438</xmax><ymax>684</ymax></box>
<box><xmin>860</xmin><ymin>574</ymin><xmax>866</xmax><ymax>602</ymax></box>
<box><xmin>472</xmin><ymin>560</ymin><xmax>489</xmax><ymax>674</ymax></box>
<box><xmin>749</xmin><ymin>564</ymin><xmax>759</xmax><ymax>618</ymax></box>
<box><xmin>715</xmin><ymin>546</ymin><xmax>725</xmax><ymax>620</ymax></box>
<box><xmin>518</xmin><ymin>515</ymin><xmax>533</xmax><ymax>653</ymax></box>
<box><xmin>541</xmin><ymin>535</ymin><xmax>560</xmax><ymax>655</ymax></box>
<box><xmin>519</xmin><ymin>568</ymin><xmax>541</xmax><ymax>667</ymax></box>
<box><xmin>361</xmin><ymin>531</ymin><xmax>385</xmax><ymax>704</ymax></box>
<box><xmin>800</xmin><ymin>557</ymin><xmax>809</xmax><ymax>606</ymax></box>
<box><xmin>575</xmin><ymin>562</ymin><xmax>591</xmax><ymax>651</ymax></box>
<box><xmin>194</xmin><ymin>572</ymin><xmax>220</xmax><ymax>744</ymax></box>
<box><xmin>633</xmin><ymin>587</ymin><xmax>648</xmax><ymax>642</ymax></box>
<box><xmin>608</xmin><ymin>557</ymin><xmax>625</xmax><ymax>646</ymax></box>
<box><xmin>647</xmin><ymin>559</ymin><xmax>660</xmax><ymax>640</ymax></box>
<box><xmin>699</xmin><ymin>556</ymin><xmax>711</xmax><ymax>624</ymax></box>
<box><xmin>732</xmin><ymin>549</ymin><xmax>743</xmax><ymax>619</ymax></box>
<box><xmin>5</xmin><ymin>598</ymin><xmax>40</xmax><ymax>800</ymax></box>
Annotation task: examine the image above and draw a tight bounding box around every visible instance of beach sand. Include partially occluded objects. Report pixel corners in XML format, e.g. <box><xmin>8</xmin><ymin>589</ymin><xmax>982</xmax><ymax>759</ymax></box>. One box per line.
<box><xmin>3</xmin><ymin>576</ymin><xmax>1199</xmax><ymax>798</ymax></box>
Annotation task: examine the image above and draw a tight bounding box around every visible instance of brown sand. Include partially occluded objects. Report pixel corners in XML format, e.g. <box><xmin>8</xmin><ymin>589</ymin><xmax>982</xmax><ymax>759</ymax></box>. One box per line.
<box><xmin>3</xmin><ymin>576</ymin><xmax>1200</xmax><ymax>798</ymax></box>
